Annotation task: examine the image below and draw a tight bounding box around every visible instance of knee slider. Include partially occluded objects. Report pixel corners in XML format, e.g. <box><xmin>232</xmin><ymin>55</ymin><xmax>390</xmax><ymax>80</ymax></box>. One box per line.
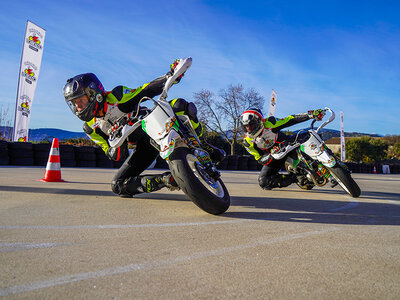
<box><xmin>111</xmin><ymin>178</ymin><xmax>137</xmax><ymax>196</ymax></box>
<box><xmin>258</xmin><ymin>175</ymin><xmax>272</xmax><ymax>190</ymax></box>
<box><xmin>258</xmin><ymin>175</ymin><xmax>267</xmax><ymax>188</ymax></box>
<box><xmin>111</xmin><ymin>180</ymin><xmax>124</xmax><ymax>195</ymax></box>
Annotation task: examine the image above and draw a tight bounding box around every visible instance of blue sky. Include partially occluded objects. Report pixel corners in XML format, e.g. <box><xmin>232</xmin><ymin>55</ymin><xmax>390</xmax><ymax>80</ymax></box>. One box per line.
<box><xmin>0</xmin><ymin>0</ymin><xmax>399</xmax><ymax>135</ymax></box>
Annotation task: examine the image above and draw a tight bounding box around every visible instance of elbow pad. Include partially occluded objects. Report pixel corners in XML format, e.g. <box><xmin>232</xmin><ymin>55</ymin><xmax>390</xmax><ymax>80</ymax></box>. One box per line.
<box><xmin>83</xmin><ymin>122</ymin><xmax>93</xmax><ymax>135</ymax></box>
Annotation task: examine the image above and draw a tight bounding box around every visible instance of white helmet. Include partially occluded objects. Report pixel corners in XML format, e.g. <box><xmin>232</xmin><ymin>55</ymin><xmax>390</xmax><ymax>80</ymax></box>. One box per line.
<box><xmin>240</xmin><ymin>108</ymin><xmax>264</xmax><ymax>138</ymax></box>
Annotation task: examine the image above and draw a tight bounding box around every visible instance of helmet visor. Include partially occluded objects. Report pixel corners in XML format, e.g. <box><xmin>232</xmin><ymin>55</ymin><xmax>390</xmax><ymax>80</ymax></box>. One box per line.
<box><xmin>245</xmin><ymin>119</ymin><xmax>260</xmax><ymax>133</ymax></box>
<box><xmin>66</xmin><ymin>95</ymin><xmax>91</xmax><ymax>115</ymax></box>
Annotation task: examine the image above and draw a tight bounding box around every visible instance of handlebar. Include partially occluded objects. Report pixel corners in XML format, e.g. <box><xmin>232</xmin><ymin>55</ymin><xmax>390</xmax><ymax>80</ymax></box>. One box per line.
<box><xmin>159</xmin><ymin>57</ymin><xmax>192</xmax><ymax>101</ymax></box>
<box><xmin>313</xmin><ymin>107</ymin><xmax>335</xmax><ymax>133</ymax></box>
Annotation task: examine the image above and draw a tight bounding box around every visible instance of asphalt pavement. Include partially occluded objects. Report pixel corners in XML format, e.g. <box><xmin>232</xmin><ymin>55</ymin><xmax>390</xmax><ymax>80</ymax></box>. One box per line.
<box><xmin>0</xmin><ymin>166</ymin><xmax>399</xmax><ymax>299</ymax></box>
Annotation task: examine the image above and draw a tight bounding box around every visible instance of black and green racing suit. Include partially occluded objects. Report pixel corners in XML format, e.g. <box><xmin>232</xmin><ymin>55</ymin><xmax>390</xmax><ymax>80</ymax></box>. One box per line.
<box><xmin>243</xmin><ymin>113</ymin><xmax>312</xmax><ymax>190</ymax></box>
<box><xmin>83</xmin><ymin>74</ymin><xmax>220</xmax><ymax>196</ymax></box>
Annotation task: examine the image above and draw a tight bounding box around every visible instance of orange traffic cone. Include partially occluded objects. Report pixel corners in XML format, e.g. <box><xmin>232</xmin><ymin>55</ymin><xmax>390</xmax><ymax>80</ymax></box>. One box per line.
<box><xmin>40</xmin><ymin>138</ymin><xmax>66</xmax><ymax>182</ymax></box>
<box><xmin>373</xmin><ymin>166</ymin><xmax>377</xmax><ymax>174</ymax></box>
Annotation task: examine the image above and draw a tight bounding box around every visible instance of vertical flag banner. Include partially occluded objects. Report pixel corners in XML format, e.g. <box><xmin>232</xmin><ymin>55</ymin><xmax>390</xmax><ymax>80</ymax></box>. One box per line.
<box><xmin>13</xmin><ymin>21</ymin><xmax>46</xmax><ymax>142</ymax></box>
<box><xmin>340</xmin><ymin>111</ymin><xmax>346</xmax><ymax>161</ymax></box>
<box><xmin>268</xmin><ymin>89</ymin><xmax>277</xmax><ymax>117</ymax></box>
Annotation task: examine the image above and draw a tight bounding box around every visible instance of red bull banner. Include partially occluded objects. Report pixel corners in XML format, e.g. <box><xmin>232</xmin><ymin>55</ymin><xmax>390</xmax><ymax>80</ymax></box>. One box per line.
<box><xmin>340</xmin><ymin>111</ymin><xmax>346</xmax><ymax>161</ymax></box>
<box><xmin>268</xmin><ymin>89</ymin><xmax>277</xmax><ymax>117</ymax></box>
<box><xmin>13</xmin><ymin>21</ymin><xmax>46</xmax><ymax>142</ymax></box>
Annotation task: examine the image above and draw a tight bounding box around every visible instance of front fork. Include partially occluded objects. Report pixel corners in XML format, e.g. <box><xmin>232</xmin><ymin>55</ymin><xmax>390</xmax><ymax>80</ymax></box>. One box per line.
<box><xmin>173</xmin><ymin>116</ymin><xmax>221</xmax><ymax>181</ymax></box>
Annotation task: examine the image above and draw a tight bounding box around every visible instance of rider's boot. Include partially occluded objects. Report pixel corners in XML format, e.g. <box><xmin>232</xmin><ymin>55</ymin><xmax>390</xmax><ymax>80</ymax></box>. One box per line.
<box><xmin>114</xmin><ymin>172</ymin><xmax>179</xmax><ymax>196</ymax></box>
<box><xmin>160</xmin><ymin>172</ymin><xmax>180</xmax><ymax>191</ymax></box>
<box><xmin>260</xmin><ymin>173</ymin><xmax>296</xmax><ymax>190</ymax></box>
<box><xmin>141</xmin><ymin>172</ymin><xmax>180</xmax><ymax>192</ymax></box>
<box><xmin>278</xmin><ymin>173</ymin><xmax>297</xmax><ymax>188</ymax></box>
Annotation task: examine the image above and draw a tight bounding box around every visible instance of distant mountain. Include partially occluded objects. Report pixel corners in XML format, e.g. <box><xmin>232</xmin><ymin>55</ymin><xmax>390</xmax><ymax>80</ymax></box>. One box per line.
<box><xmin>0</xmin><ymin>126</ymin><xmax>87</xmax><ymax>142</ymax></box>
<box><xmin>291</xmin><ymin>128</ymin><xmax>382</xmax><ymax>141</ymax></box>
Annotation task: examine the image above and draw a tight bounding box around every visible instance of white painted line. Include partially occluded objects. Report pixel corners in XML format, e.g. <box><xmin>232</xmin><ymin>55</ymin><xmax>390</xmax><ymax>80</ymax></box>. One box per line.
<box><xmin>0</xmin><ymin>228</ymin><xmax>338</xmax><ymax>296</ymax></box>
<box><xmin>0</xmin><ymin>220</ymin><xmax>252</xmax><ymax>230</ymax></box>
<box><xmin>0</xmin><ymin>243</ymin><xmax>68</xmax><ymax>253</ymax></box>
<box><xmin>329</xmin><ymin>199</ymin><xmax>359</xmax><ymax>212</ymax></box>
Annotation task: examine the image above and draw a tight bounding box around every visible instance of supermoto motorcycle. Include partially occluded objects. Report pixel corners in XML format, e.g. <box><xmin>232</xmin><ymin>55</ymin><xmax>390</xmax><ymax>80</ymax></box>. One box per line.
<box><xmin>107</xmin><ymin>58</ymin><xmax>230</xmax><ymax>214</ymax></box>
<box><xmin>271</xmin><ymin>108</ymin><xmax>361</xmax><ymax>198</ymax></box>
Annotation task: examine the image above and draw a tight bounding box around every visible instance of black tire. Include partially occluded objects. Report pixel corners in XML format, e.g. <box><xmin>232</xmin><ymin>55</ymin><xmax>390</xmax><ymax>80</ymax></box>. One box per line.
<box><xmin>0</xmin><ymin>140</ymin><xmax>9</xmax><ymax>150</ymax></box>
<box><xmin>328</xmin><ymin>164</ymin><xmax>361</xmax><ymax>197</ymax></box>
<box><xmin>75</xmin><ymin>152</ymin><xmax>96</xmax><ymax>161</ymax></box>
<box><xmin>76</xmin><ymin>160</ymin><xmax>96</xmax><ymax>168</ymax></box>
<box><xmin>60</xmin><ymin>159</ymin><xmax>76</xmax><ymax>167</ymax></box>
<box><xmin>0</xmin><ymin>148</ymin><xmax>9</xmax><ymax>165</ymax></box>
<box><xmin>32</xmin><ymin>143</ymin><xmax>51</xmax><ymax>152</ymax></box>
<box><xmin>227</xmin><ymin>155</ymin><xmax>239</xmax><ymax>170</ymax></box>
<box><xmin>8</xmin><ymin>142</ymin><xmax>33</xmax><ymax>151</ymax></box>
<box><xmin>9</xmin><ymin>157</ymin><xmax>34</xmax><ymax>165</ymax></box>
<box><xmin>169</xmin><ymin>147</ymin><xmax>230</xmax><ymax>215</ymax></box>
<box><xmin>216</xmin><ymin>158</ymin><xmax>228</xmax><ymax>170</ymax></box>
<box><xmin>96</xmin><ymin>159</ymin><xmax>114</xmax><ymax>168</ymax></box>
<box><xmin>238</xmin><ymin>155</ymin><xmax>249</xmax><ymax>170</ymax></box>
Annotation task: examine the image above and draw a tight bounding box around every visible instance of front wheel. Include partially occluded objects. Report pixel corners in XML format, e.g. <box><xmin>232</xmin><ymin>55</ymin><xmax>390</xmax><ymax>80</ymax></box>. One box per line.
<box><xmin>168</xmin><ymin>147</ymin><xmax>230</xmax><ymax>215</ymax></box>
<box><xmin>328</xmin><ymin>164</ymin><xmax>361</xmax><ymax>197</ymax></box>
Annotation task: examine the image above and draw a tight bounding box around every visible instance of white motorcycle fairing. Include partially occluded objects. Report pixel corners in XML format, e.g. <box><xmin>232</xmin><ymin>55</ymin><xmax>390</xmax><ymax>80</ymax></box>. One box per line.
<box><xmin>141</xmin><ymin>99</ymin><xmax>182</xmax><ymax>159</ymax></box>
<box><xmin>301</xmin><ymin>130</ymin><xmax>336</xmax><ymax>167</ymax></box>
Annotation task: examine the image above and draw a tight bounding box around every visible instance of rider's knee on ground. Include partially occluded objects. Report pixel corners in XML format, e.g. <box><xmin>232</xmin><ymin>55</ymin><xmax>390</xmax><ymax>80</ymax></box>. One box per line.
<box><xmin>111</xmin><ymin>177</ymin><xmax>143</xmax><ymax>197</ymax></box>
<box><xmin>111</xmin><ymin>179</ymin><xmax>129</xmax><ymax>196</ymax></box>
<box><xmin>259</xmin><ymin>174</ymin><xmax>287</xmax><ymax>190</ymax></box>
<box><xmin>258</xmin><ymin>174</ymin><xmax>272</xmax><ymax>190</ymax></box>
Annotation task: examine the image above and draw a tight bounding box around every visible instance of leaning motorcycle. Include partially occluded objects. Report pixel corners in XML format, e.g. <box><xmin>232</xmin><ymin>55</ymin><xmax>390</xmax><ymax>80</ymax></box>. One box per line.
<box><xmin>271</xmin><ymin>108</ymin><xmax>361</xmax><ymax>198</ymax></box>
<box><xmin>108</xmin><ymin>58</ymin><xmax>230</xmax><ymax>214</ymax></box>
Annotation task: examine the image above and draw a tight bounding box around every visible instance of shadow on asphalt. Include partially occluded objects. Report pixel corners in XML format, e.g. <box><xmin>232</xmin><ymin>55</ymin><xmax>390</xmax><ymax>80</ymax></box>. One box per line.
<box><xmin>1</xmin><ymin>184</ymin><xmax>399</xmax><ymax>226</ymax></box>
<box><xmin>0</xmin><ymin>185</ymin><xmax>191</xmax><ymax>201</ymax></box>
<box><xmin>280</xmin><ymin>188</ymin><xmax>400</xmax><ymax>201</ymax></box>
<box><xmin>224</xmin><ymin>193</ymin><xmax>400</xmax><ymax>226</ymax></box>
<box><xmin>0</xmin><ymin>185</ymin><xmax>116</xmax><ymax>197</ymax></box>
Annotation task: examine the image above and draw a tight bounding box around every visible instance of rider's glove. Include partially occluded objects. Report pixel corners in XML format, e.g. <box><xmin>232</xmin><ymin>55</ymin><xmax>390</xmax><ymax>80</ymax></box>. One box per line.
<box><xmin>168</xmin><ymin>59</ymin><xmax>184</xmax><ymax>84</ymax></box>
<box><xmin>308</xmin><ymin>109</ymin><xmax>325</xmax><ymax>121</ymax></box>
<box><xmin>106</xmin><ymin>141</ymin><xmax>129</xmax><ymax>162</ymax></box>
<box><xmin>258</xmin><ymin>154</ymin><xmax>273</xmax><ymax>165</ymax></box>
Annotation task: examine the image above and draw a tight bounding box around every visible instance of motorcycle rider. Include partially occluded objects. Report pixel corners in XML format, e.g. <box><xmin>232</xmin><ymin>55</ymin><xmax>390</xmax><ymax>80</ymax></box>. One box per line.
<box><xmin>63</xmin><ymin>59</ymin><xmax>225</xmax><ymax>197</ymax></box>
<box><xmin>240</xmin><ymin>107</ymin><xmax>325</xmax><ymax>190</ymax></box>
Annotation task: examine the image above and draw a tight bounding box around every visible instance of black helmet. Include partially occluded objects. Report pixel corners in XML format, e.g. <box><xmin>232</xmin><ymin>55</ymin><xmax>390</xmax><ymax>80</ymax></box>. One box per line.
<box><xmin>63</xmin><ymin>73</ymin><xmax>105</xmax><ymax>122</ymax></box>
<box><xmin>240</xmin><ymin>108</ymin><xmax>264</xmax><ymax>138</ymax></box>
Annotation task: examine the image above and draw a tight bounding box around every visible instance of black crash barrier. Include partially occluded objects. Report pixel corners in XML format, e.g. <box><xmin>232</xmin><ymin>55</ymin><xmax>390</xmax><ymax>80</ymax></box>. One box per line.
<box><xmin>0</xmin><ymin>141</ymin><xmax>399</xmax><ymax>173</ymax></box>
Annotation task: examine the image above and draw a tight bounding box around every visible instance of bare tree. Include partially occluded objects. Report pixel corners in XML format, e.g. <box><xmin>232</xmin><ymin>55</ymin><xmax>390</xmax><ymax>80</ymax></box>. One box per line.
<box><xmin>193</xmin><ymin>84</ymin><xmax>264</xmax><ymax>155</ymax></box>
<box><xmin>0</xmin><ymin>104</ymin><xmax>12</xmax><ymax>141</ymax></box>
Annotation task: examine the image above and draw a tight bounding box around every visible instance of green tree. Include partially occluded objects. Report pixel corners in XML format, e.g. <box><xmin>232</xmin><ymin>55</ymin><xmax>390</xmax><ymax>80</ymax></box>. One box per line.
<box><xmin>61</xmin><ymin>137</ymin><xmax>95</xmax><ymax>146</ymax></box>
<box><xmin>346</xmin><ymin>136</ymin><xmax>388</xmax><ymax>163</ymax></box>
<box><xmin>393</xmin><ymin>142</ymin><xmax>400</xmax><ymax>158</ymax></box>
<box><xmin>370</xmin><ymin>138</ymin><xmax>389</xmax><ymax>161</ymax></box>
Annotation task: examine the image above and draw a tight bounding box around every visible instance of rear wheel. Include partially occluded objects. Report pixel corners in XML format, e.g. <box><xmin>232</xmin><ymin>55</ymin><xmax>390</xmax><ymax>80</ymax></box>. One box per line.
<box><xmin>168</xmin><ymin>147</ymin><xmax>230</xmax><ymax>215</ymax></box>
<box><xmin>328</xmin><ymin>164</ymin><xmax>361</xmax><ymax>197</ymax></box>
